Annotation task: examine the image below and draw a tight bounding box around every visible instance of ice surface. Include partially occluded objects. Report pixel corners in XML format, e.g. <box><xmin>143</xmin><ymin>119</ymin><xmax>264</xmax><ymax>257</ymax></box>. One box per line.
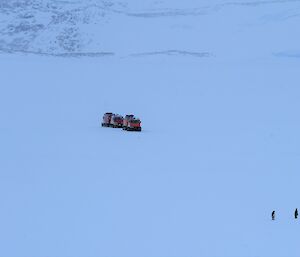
<box><xmin>0</xmin><ymin>1</ymin><xmax>300</xmax><ymax>257</ymax></box>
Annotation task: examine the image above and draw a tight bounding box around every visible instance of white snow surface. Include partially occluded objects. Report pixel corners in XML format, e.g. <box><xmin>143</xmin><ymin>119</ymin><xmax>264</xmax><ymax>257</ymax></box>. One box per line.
<box><xmin>1</xmin><ymin>0</ymin><xmax>300</xmax><ymax>257</ymax></box>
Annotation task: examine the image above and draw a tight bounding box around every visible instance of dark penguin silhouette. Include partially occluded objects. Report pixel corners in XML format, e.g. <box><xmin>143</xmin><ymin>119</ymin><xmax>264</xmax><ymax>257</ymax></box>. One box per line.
<box><xmin>272</xmin><ymin>211</ymin><xmax>275</xmax><ymax>220</ymax></box>
<box><xmin>295</xmin><ymin>208</ymin><xmax>298</xmax><ymax>219</ymax></box>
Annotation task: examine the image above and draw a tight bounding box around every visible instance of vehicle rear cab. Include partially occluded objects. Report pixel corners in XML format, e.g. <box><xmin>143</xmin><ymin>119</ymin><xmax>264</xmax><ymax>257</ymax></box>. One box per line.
<box><xmin>102</xmin><ymin>112</ymin><xmax>113</xmax><ymax>127</ymax></box>
<box><xmin>123</xmin><ymin>114</ymin><xmax>134</xmax><ymax>130</ymax></box>
<box><xmin>127</xmin><ymin>118</ymin><xmax>142</xmax><ymax>131</ymax></box>
<box><xmin>110</xmin><ymin>114</ymin><xmax>124</xmax><ymax>128</ymax></box>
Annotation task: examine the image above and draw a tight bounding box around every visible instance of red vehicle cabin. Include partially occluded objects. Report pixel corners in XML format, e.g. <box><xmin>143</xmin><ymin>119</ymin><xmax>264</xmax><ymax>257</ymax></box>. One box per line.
<box><xmin>102</xmin><ymin>112</ymin><xmax>113</xmax><ymax>127</ymax></box>
<box><xmin>110</xmin><ymin>114</ymin><xmax>124</xmax><ymax>128</ymax></box>
<box><xmin>123</xmin><ymin>114</ymin><xmax>134</xmax><ymax>129</ymax></box>
<box><xmin>126</xmin><ymin>118</ymin><xmax>142</xmax><ymax>131</ymax></box>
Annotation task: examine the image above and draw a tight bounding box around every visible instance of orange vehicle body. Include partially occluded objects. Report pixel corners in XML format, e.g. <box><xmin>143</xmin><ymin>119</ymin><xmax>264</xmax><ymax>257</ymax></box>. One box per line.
<box><xmin>126</xmin><ymin>118</ymin><xmax>142</xmax><ymax>131</ymax></box>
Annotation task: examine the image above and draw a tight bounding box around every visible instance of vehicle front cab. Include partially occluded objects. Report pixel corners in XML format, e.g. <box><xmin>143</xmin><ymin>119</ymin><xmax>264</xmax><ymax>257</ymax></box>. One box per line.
<box><xmin>127</xmin><ymin>118</ymin><xmax>142</xmax><ymax>131</ymax></box>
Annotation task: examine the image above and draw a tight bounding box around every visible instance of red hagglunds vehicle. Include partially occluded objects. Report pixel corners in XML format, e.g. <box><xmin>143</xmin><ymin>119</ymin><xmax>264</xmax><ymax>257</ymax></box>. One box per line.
<box><xmin>110</xmin><ymin>114</ymin><xmax>124</xmax><ymax>128</ymax></box>
<box><xmin>101</xmin><ymin>112</ymin><xmax>113</xmax><ymax>127</ymax></box>
<box><xmin>102</xmin><ymin>113</ymin><xmax>142</xmax><ymax>132</ymax></box>
<box><xmin>125</xmin><ymin>117</ymin><xmax>142</xmax><ymax>132</ymax></box>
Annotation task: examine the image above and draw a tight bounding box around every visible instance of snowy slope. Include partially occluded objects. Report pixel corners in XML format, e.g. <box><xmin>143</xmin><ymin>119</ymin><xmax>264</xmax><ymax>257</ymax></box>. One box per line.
<box><xmin>1</xmin><ymin>0</ymin><xmax>300</xmax><ymax>57</ymax></box>
<box><xmin>1</xmin><ymin>1</ymin><xmax>300</xmax><ymax>257</ymax></box>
